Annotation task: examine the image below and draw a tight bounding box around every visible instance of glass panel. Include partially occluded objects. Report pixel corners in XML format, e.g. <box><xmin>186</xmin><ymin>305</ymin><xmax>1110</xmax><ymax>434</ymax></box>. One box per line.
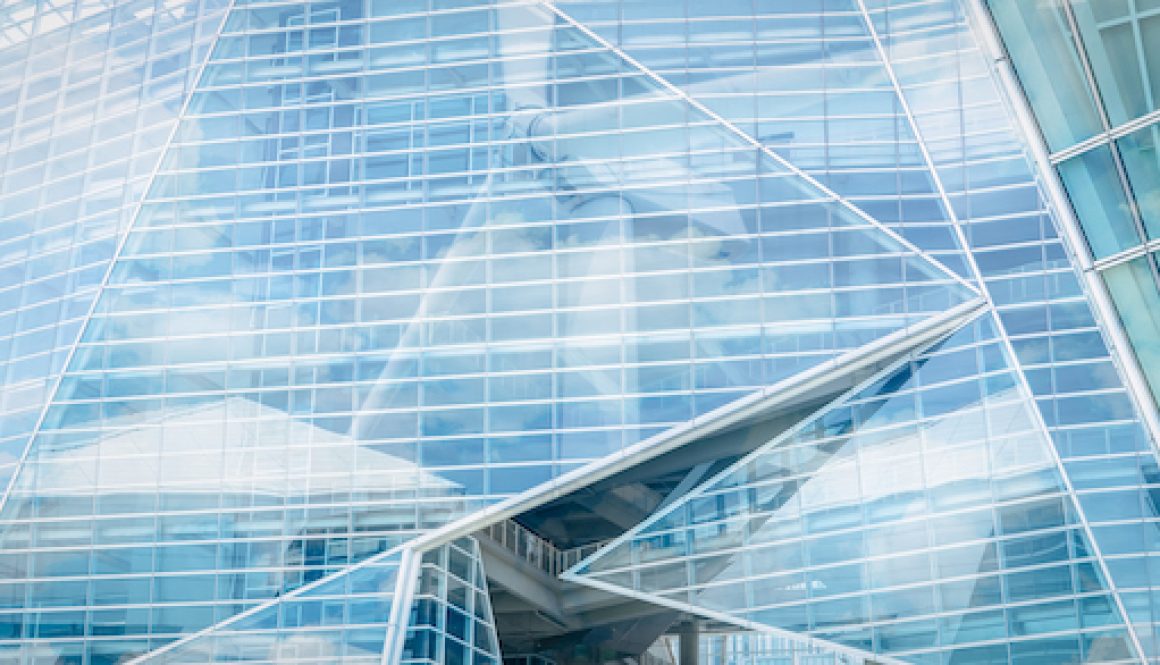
<box><xmin>144</xmin><ymin>538</ymin><xmax>501</xmax><ymax>665</ymax></box>
<box><xmin>986</xmin><ymin>0</ymin><xmax>1104</xmax><ymax>151</ymax></box>
<box><xmin>1057</xmin><ymin>145</ymin><xmax>1141</xmax><ymax>257</ymax></box>
<box><xmin>1102</xmin><ymin>254</ymin><xmax>1160</xmax><ymax>405</ymax></box>
<box><xmin>6</xmin><ymin>0</ymin><xmax>1160</xmax><ymax>661</ymax></box>
<box><xmin>0</xmin><ymin>0</ymin><xmax>229</xmax><ymax>508</ymax></box>
<box><xmin>399</xmin><ymin>538</ymin><xmax>501</xmax><ymax>665</ymax></box>
<box><xmin>1145</xmin><ymin>13</ymin><xmax>1160</xmax><ymax>109</ymax></box>
<box><xmin>1116</xmin><ymin>121</ymin><xmax>1160</xmax><ymax>239</ymax></box>
<box><xmin>1070</xmin><ymin>0</ymin><xmax>1156</xmax><ymax>126</ymax></box>
<box><xmin>554</xmin><ymin>0</ymin><xmax>975</xmax><ymax>278</ymax></box>
<box><xmin>0</xmin><ymin>3</ymin><xmax>977</xmax><ymax>660</ymax></box>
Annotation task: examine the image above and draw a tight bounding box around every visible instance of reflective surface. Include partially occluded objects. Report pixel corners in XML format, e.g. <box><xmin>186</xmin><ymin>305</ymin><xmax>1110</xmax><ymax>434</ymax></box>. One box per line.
<box><xmin>985</xmin><ymin>0</ymin><xmax>1104</xmax><ymax>151</ymax></box>
<box><xmin>140</xmin><ymin>538</ymin><xmax>500</xmax><ymax>665</ymax></box>
<box><xmin>1057</xmin><ymin>146</ymin><xmax>1139</xmax><ymax>258</ymax></box>
<box><xmin>1069</xmin><ymin>0</ymin><xmax>1160</xmax><ymax>128</ymax></box>
<box><xmin>572</xmin><ymin>0</ymin><xmax>1160</xmax><ymax>660</ymax></box>
<box><xmin>1103</xmin><ymin>254</ymin><xmax>1160</xmax><ymax>406</ymax></box>
<box><xmin>399</xmin><ymin>539</ymin><xmax>501</xmax><ymax>665</ymax></box>
<box><xmin>0</xmin><ymin>0</ymin><xmax>1158</xmax><ymax>663</ymax></box>
<box><xmin>144</xmin><ymin>551</ymin><xmax>405</xmax><ymax>665</ymax></box>
<box><xmin>1116</xmin><ymin>123</ymin><xmax>1160</xmax><ymax>240</ymax></box>
<box><xmin>987</xmin><ymin>0</ymin><xmax>1160</xmax><ymax>409</ymax></box>
<box><xmin>0</xmin><ymin>0</ymin><xmax>229</xmax><ymax>506</ymax></box>
<box><xmin>0</xmin><ymin>1</ymin><xmax>974</xmax><ymax>660</ymax></box>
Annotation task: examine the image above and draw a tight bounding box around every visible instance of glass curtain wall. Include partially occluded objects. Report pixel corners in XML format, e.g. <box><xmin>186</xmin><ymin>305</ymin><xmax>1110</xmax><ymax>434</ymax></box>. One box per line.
<box><xmin>986</xmin><ymin>0</ymin><xmax>1160</xmax><ymax>405</ymax></box>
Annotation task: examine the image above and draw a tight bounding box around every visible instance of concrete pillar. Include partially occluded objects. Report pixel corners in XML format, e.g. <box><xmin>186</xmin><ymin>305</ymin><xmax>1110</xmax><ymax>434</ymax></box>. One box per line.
<box><xmin>677</xmin><ymin>622</ymin><xmax>699</xmax><ymax>665</ymax></box>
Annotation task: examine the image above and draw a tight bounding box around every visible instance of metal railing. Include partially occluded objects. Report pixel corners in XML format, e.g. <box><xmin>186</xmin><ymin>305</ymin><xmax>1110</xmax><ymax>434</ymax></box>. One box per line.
<box><xmin>483</xmin><ymin>518</ymin><xmax>606</xmax><ymax>578</ymax></box>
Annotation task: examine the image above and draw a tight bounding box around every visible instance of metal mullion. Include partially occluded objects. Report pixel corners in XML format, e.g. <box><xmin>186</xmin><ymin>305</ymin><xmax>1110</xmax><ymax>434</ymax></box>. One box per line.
<box><xmin>0</xmin><ymin>0</ymin><xmax>110</xmax><ymax>516</ymax></box>
<box><xmin>1050</xmin><ymin>108</ymin><xmax>1160</xmax><ymax>163</ymax></box>
<box><xmin>407</xmin><ymin>297</ymin><xmax>986</xmax><ymax>559</ymax></box>
<box><xmin>1096</xmin><ymin>242</ymin><xmax>1160</xmax><ymax>274</ymax></box>
<box><xmin>1144</xmin><ymin>248</ymin><xmax>1160</xmax><ymax>296</ymax></box>
<box><xmin>1058</xmin><ymin>0</ymin><xmax>1151</xmax><ymax>249</ymax></box>
<box><xmin>965</xmin><ymin>2</ymin><xmax>1160</xmax><ymax>656</ymax></box>
<box><xmin>968</xmin><ymin>0</ymin><xmax>1160</xmax><ymax>436</ymax></box>
<box><xmin>1108</xmin><ymin>130</ymin><xmax>1151</xmax><ymax>241</ymax></box>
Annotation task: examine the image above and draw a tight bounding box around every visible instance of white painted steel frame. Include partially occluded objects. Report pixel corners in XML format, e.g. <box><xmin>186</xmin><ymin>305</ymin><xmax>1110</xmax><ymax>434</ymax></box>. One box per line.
<box><xmin>127</xmin><ymin>296</ymin><xmax>980</xmax><ymax>664</ymax></box>
<box><xmin>536</xmin><ymin>0</ymin><xmax>982</xmax><ymax>300</ymax></box>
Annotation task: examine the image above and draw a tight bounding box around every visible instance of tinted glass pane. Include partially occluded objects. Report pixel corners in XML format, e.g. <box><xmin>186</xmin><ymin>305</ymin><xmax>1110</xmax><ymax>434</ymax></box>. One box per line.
<box><xmin>1071</xmin><ymin>0</ymin><xmax>1157</xmax><ymax>125</ymax></box>
<box><xmin>1116</xmin><ymin>121</ymin><xmax>1160</xmax><ymax>239</ymax></box>
<box><xmin>1057</xmin><ymin>145</ymin><xmax>1141</xmax><ymax>257</ymax></box>
<box><xmin>1103</xmin><ymin>254</ymin><xmax>1160</xmax><ymax>405</ymax></box>
<box><xmin>987</xmin><ymin>0</ymin><xmax>1104</xmax><ymax>150</ymax></box>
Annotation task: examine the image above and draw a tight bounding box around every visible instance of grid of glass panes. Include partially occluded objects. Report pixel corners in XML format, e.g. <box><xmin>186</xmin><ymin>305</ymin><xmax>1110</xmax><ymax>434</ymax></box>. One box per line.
<box><xmin>74</xmin><ymin>0</ymin><xmax>971</xmax><ymax>489</ymax></box>
<box><xmin>1</xmin><ymin>0</ymin><xmax>1158</xmax><ymax>662</ymax></box>
<box><xmin>399</xmin><ymin>538</ymin><xmax>502</xmax><ymax>665</ymax></box>
<box><xmin>552</xmin><ymin>0</ymin><xmax>977</xmax><ymax>282</ymax></box>
<box><xmin>0</xmin><ymin>394</ymin><xmax>465</xmax><ymax>663</ymax></box>
<box><xmin>575</xmin><ymin>315</ymin><xmax>1138</xmax><ymax>664</ymax></box>
<box><xmin>986</xmin><ymin>0</ymin><xmax>1160</xmax><ymax>253</ymax></box>
<box><xmin>140</xmin><ymin>549</ymin><xmax>406</xmax><ymax>664</ymax></box>
<box><xmin>985</xmin><ymin>0</ymin><xmax>1160</xmax><ymax>408</ymax></box>
<box><xmin>0</xmin><ymin>1</ymin><xmax>975</xmax><ymax>661</ymax></box>
<box><xmin>849</xmin><ymin>0</ymin><xmax>1160</xmax><ymax>659</ymax></box>
<box><xmin>141</xmin><ymin>538</ymin><xmax>501</xmax><ymax>665</ymax></box>
<box><xmin>695</xmin><ymin>631</ymin><xmax>881</xmax><ymax>665</ymax></box>
<box><xmin>0</xmin><ymin>0</ymin><xmax>228</xmax><ymax>504</ymax></box>
<box><xmin>560</xmin><ymin>0</ymin><xmax>1160</xmax><ymax>659</ymax></box>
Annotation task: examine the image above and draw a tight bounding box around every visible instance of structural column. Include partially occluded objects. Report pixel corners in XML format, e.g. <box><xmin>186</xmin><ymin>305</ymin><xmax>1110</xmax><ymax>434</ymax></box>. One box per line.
<box><xmin>678</xmin><ymin>621</ymin><xmax>699</xmax><ymax>665</ymax></box>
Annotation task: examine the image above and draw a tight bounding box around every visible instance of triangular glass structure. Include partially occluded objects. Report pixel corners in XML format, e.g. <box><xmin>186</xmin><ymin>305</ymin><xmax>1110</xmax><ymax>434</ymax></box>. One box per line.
<box><xmin>568</xmin><ymin>314</ymin><xmax>1136</xmax><ymax>662</ymax></box>
<box><xmin>0</xmin><ymin>0</ymin><xmax>976</xmax><ymax>658</ymax></box>
<box><xmin>553</xmin><ymin>0</ymin><xmax>976</xmax><ymax>281</ymax></box>
<box><xmin>0</xmin><ymin>1</ymin><xmax>1157</xmax><ymax>664</ymax></box>
<box><xmin>864</xmin><ymin>0</ymin><xmax>1160</xmax><ymax>659</ymax></box>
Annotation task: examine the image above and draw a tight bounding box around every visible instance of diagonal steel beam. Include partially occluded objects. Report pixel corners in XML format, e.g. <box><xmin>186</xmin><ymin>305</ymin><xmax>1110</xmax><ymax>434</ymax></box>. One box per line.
<box><xmin>539</xmin><ymin>0</ymin><xmax>982</xmax><ymax>299</ymax></box>
<box><xmin>407</xmin><ymin>294</ymin><xmax>987</xmax><ymax>557</ymax></box>
<box><xmin>959</xmin><ymin>0</ymin><xmax>1160</xmax><ymax>446</ymax></box>
<box><xmin>561</xmin><ymin>335</ymin><xmax>943</xmax><ymax>665</ymax></box>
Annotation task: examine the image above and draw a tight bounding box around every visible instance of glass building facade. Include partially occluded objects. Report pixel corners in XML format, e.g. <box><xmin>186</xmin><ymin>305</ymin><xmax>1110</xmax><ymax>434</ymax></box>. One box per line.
<box><xmin>983</xmin><ymin>0</ymin><xmax>1160</xmax><ymax>407</ymax></box>
<box><xmin>0</xmin><ymin>0</ymin><xmax>1158</xmax><ymax>663</ymax></box>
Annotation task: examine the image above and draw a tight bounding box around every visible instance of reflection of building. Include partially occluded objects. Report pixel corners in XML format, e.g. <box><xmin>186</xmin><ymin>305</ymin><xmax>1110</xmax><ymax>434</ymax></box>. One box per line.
<box><xmin>1</xmin><ymin>0</ymin><xmax>1160</xmax><ymax>664</ymax></box>
<box><xmin>0</xmin><ymin>398</ymin><xmax>466</xmax><ymax>660</ymax></box>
